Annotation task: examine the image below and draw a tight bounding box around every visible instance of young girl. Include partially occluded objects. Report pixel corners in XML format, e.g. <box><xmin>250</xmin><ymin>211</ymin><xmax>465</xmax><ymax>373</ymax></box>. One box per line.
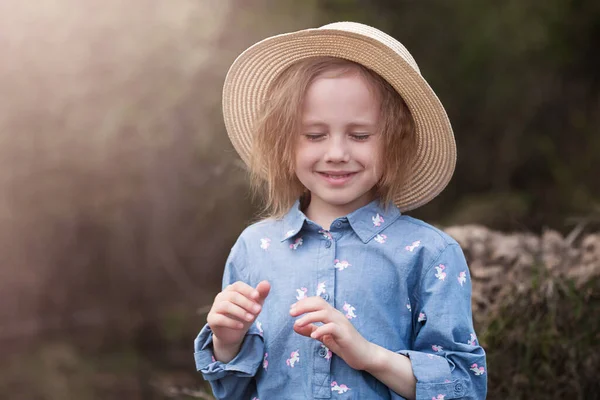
<box><xmin>195</xmin><ymin>22</ymin><xmax>487</xmax><ymax>400</ymax></box>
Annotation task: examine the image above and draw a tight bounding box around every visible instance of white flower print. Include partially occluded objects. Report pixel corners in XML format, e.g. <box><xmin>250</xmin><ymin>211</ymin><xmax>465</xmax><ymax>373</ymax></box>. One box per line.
<box><xmin>260</xmin><ymin>238</ymin><xmax>271</xmax><ymax>250</ymax></box>
<box><xmin>374</xmin><ymin>234</ymin><xmax>387</xmax><ymax>244</ymax></box>
<box><xmin>432</xmin><ymin>344</ymin><xmax>443</xmax><ymax>352</ymax></box>
<box><xmin>468</xmin><ymin>333</ymin><xmax>478</xmax><ymax>346</ymax></box>
<box><xmin>286</xmin><ymin>350</ymin><xmax>300</xmax><ymax>368</ymax></box>
<box><xmin>289</xmin><ymin>237</ymin><xmax>303</xmax><ymax>250</ymax></box>
<box><xmin>406</xmin><ymin>302</ymin><xmax>411</xmax><ymax>312</ymax></box>
<box><xmin>257</xmin><ymin>321</ymin><xmax>263</xmax><ymax>336</ymax></box>
<box><xmin>343</xmin><ymin>302</ymin><xmax>357</xmax><ymax>319</ymax></box>
<box><xmin>470</xmin><ymin>363</ymin><xmax>485</xmax><ymax>375</ymax></box>
<box><xmin>432</xmin><ymin>395</ymin><xmax>445</xmax><ymax>400</ymax></box>
<box><xmin>372</xmin><ymin>213</ymin><xmax>384</xmax><ymax>227</ymax></box>
<box><xmin>320</xmin><ymin>344</ymin><xmax>332</xmax><ymax>360</ymax></box>
<box><xmin>316</xmin><ymin>282</ymin><xmax>327</xmax><ymax>297</ymax></box>
<box><xmin>263</xmin><ymin>352</ymin><xmax>268</xmax><ymax>370</ymax></box>
<box><xmin>405</xmin><ymin>240</ymin><xmax>421</xmax><ymax>251</ymax></box>
<box><xmin>418</xmin><ymin>312</ymin><xmax>427</xmax><ymax>322</ymax></box>
<box><xmin>285</xmin><ymin>229</ymin><xmax>295</xmax><ymax>239</ymax></box>
<box><xmin>458</xmin><ymin>270</ymin><xmax>467</xmax><ymax>286</ymax></box>
<box><xmin>331</xmin><ymin>381</ymin><xmax>350</xmax><ymax>394</ymax></box>
<box><xmin>334</xmin><ymin>259</ymin><xmax>351</xmax><ymax>271</ymax></box>
<box><xmin>434</xmin><ymin>264</ymin><xmax>447</xmax><ymax>281</ymax></box>
<box><xmin>319</xmin><ymin>229</ymin><xmax>333</xmax><ymax>240</ymax></box>
<box><xmin>295</xmin><ymin>287</ymin><xmax>308</xmax><ymax>301</ymax></box>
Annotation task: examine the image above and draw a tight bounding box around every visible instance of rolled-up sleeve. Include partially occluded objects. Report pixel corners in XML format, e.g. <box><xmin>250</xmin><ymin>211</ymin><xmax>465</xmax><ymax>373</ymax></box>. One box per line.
<box><xmin>391</xmin><ymin>243</ymin><xmax>487</xmax><ymax>400</ymax></box>
<box><xmin>193</xmin><ymin>237</ymin><xmax>264</xmax><ymax>399</ymax></box>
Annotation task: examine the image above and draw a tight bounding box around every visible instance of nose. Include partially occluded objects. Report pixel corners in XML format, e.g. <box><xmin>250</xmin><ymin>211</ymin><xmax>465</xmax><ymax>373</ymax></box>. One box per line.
<box><xmin>324</xmin><ymin>135</ymin><xmax>350</xmax><ymax>163</ymax></box>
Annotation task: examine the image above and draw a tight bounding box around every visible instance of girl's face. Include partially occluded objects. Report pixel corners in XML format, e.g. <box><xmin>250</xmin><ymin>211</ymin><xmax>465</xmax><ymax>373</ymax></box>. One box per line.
<box><xmin>295</xmin><ymin>71</ymin><xmax>383</xmax><ymax>216</ymax></box>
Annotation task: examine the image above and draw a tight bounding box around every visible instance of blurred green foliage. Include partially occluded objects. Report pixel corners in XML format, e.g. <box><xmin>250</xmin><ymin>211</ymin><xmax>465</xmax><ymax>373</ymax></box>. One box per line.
<box><xmin>316</xmin><ymin>0</ymin><xmax>600</xmax><ymax>232</ymax></box>
<box><xmin>480</xmin><ymin>269</ymin><xmax>600</xmax><ymax>398</ymax></box>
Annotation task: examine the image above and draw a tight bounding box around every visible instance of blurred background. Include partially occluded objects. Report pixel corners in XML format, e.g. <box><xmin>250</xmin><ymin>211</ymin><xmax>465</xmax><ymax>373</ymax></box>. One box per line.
<box><xmin>0</xmin><ymin>0</ymin><xmax>598</xmax><ymax>399</ymax></box>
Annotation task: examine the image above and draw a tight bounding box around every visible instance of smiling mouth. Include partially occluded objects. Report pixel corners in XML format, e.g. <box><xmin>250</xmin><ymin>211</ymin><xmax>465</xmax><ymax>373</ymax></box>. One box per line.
<box><xmin>318</xmin><ymin>172</ymin><xmax>356</xmax><ymax>179</ymax></box>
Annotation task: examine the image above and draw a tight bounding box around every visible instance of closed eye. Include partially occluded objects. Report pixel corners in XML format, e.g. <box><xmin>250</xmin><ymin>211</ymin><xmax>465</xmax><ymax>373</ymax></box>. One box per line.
<box><xmin>304</xmin><ymin>133</ymin><xmax>326</xmax><ymax>141</ymax></box>
<box><xmin>350</xmin><ymin>133</ymin><xmax>371</xmax><ymax>141</ymax></box>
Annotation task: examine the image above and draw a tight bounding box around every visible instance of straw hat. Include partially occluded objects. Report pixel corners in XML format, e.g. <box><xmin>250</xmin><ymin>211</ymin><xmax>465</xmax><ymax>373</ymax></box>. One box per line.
<box><xmin>222</xmin><ymin>21</ymin><xmax>456</xmax><ymax>212</ymax></box>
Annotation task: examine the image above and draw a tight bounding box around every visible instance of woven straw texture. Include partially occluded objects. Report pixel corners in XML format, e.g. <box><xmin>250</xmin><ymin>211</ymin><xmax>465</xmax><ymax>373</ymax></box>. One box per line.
<box><xmin>222</xmin><ymin>22</ymin><xmax>456</xmax><ymax>212</ymax></box>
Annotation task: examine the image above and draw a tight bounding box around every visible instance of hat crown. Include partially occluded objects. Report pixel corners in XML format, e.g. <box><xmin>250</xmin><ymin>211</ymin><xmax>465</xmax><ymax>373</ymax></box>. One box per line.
<box><xmin>319</xmin><ymin>21</ymin><xmax>421</xmax><ymax>74</ymax></box>
<box><xmin>222</xmin><ymin>21</ymin><xmax>455</xmax><ymax>212</ymax></box>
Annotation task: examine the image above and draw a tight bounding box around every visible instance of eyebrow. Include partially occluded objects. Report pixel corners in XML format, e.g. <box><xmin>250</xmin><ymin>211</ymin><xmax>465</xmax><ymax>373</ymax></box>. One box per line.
<box><xmin>301</xmin><ymin>121</ymin><xmax>376</xmax><ymax>129</ymax></box>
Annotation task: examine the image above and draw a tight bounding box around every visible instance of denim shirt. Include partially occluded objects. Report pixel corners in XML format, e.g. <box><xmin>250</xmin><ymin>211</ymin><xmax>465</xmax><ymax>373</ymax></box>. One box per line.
<box><xmin>194</xmin><ymin>199</ymin><xmax>487</xmax><ymax>400</ymax></box>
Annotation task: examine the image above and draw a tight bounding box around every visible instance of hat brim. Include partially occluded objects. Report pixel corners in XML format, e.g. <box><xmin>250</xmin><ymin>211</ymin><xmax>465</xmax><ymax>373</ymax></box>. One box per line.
<box><xmin>223</xmin><ymin>27</ymin><xmax>456</xmax><ymax>212</ymax></box>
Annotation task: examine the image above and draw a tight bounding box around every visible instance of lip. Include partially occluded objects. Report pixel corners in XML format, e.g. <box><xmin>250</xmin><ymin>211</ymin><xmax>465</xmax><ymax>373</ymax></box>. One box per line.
<box><xmin>317</xmin><ymin>171</ymin><xmax>357</xmax><ymax>186</ymax></box>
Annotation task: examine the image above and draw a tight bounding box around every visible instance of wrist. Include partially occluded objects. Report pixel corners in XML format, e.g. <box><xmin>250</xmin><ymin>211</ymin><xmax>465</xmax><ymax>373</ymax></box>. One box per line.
<box><xmin>363</xmin><ymin>341</ymin><xmax>386</xmax><ymax>373</ymax></box>
<box><xmin>212</xmin><ymin>334</ymin><xmax>244</xmax><ymax>363</ymax></box>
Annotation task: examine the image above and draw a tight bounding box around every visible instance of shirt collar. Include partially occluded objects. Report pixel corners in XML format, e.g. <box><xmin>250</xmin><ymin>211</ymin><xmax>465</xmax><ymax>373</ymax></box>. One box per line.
<box><xmin>346</xmin><ymin>199</ymin><xmax>402</xmax><ymax>243</ymax></box>
<box><xmin>280</xmin><ymin>200</ymin><xmax>307</xmax><ymax>242</ymax></box>
<box><xmin>281</xmin><ymin>198</ymin><xmax>401</xmax><ymax>243</ymax></box>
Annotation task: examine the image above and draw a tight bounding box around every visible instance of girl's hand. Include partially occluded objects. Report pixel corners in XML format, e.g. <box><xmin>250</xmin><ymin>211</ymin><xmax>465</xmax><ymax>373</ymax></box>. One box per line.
<box><xmin>290</xmin><ymin>296</ymin><xmax>375</xmax><ymax>371</ymax></box>
<box><xmin>207</xmin><ymin>280</ymin><xmax>270</xmax><ymax>361</ymax></box>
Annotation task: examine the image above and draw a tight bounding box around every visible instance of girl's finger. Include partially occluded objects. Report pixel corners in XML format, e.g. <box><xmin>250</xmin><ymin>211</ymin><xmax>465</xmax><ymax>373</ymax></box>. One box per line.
<box><xmin>226</xmin><ymin>281</ymin><xmax>260</xmax><ymax>301</ymax></box>
<box><xmin>289</xmin><ymin>296</ymin><xmax>330</xmax><ymax>316</ymax></box>
<box><xmin>255</xmin><ymin>280</ymin><xmax>271</xmax><ymax>302</ymax></box>
<box><xmin>310</xmin><ymin>322</ymin><xmax>339</xmax><ymax>341</ymax></box>
<box><xmin>207</xmin><ymin>313</ymin><xmax>245</xmax><ymax>330</ymax></box>
<box><xmin>224</xmin><ymin>291</ymin><xmax>262</xmax><ymax>315</ymax></box>
<box><xmin>216</xmin><ymin>301</ymin><xmax>255</xmax><ymax>323</ymax></box>
<box><xmin>294</xmin><ymin>310</ymin><xmax>330</xmax><ymax>327</ymax></box>
<box><xmin>293</xmin><ymin>322</ymin><xmax>318</xmax><ymax>338</ymax></box>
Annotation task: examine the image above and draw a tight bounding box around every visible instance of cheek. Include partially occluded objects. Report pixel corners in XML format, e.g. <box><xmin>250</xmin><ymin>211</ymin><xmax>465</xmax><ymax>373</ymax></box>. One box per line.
<box><xmin>294</xmin><ymin>146</ymin><xmax>316</xmax><ymax>170</ymax></box>
<box><xmin>365</xmin><ymin>145</ymin><xmax>384</xmax><ymax>178</ymax></box>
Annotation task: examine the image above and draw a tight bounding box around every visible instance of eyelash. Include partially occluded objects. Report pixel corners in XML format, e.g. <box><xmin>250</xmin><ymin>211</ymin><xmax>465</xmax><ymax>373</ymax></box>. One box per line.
<box><xmin>303</xmin><ymin>133</ymin><xmax>371</xmax><ymax>141</ymax></box>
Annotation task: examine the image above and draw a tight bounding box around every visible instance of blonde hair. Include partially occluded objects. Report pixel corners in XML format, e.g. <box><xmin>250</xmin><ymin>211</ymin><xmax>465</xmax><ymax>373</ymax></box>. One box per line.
<box><xmin>250</xmin><ymin>56</ymin><xmax>417</xmax><ymax>219</ymax></box>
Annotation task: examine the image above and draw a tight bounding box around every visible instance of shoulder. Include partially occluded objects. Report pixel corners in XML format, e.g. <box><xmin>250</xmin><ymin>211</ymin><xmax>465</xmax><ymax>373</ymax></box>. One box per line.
<box><xmin>395</xmin><ymin>215</ymin><xmax>458</xmax><ymax>248</ymax></box>
<box><xmin>389</xmin><ymin>214</ymin><xmax>462</xmax><ymax>266</ymax></box>
<box><xmin>233</xmin><ymin>217</ymin><xmax>285</xmax><ymax>249</ymax></box>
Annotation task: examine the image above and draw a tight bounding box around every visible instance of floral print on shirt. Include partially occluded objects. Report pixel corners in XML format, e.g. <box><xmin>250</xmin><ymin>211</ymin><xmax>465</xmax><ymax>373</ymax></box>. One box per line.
<box><xmin>260</xmin><ymin>238</ymin><xmax>271</xmax><ymax>250</ymax></box>
<box><xmin>374</xmin><ymin>234</ymin><xmax>387</xmax><ymax>244</ymax></box>
<box><xmin>286</xmin><ymin>350</ymin><xmax>300</xmax><ymax>368</ymax></box>
<box><xmin>334</xmin><ymin>259</ymin><xmax>351</xmax><ymax>271</ymax></box>
<box><xmin>343</xmin><ymin>302</ymin><xmax>357</xmax><ymax>319</ymax></box>
<box><xmin>289</xmin><ymin>237</ymin><xmax>303</xmax><ymax>250</ymax></box>
<box><xmin>434</xmin><ymin>264</ymin><xmax>447</xmax><ymax>281</ymax></box>
<box><xmin>195</xmin><ymin>199</ymin><xmax>487</xmax><ymax>400</ymax></box>
<box><xmin>457</xmin><ymin>270</ymin><xmax>467</xmax><ymax>286</ymax></box>
<box><xmin>405</xmin><ymin>240</ymin><xmax>421</xmax><ymax>251</ymax></box>
<box><xmin>331</xmin><ymin>381</ymin><xmax>350</xmax><ymax>394</ymax></box>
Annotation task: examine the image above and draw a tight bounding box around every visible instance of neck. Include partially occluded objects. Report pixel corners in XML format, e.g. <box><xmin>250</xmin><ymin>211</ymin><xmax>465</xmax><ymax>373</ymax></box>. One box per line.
<box><xmin>304</xmin><ymin>193</ymin><xmax>375</xmax><ymax>230</ymax></box>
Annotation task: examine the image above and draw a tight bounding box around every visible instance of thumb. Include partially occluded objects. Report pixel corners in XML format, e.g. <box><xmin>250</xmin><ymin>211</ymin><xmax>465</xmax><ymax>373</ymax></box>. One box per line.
<box><xmin>255</xmin><ymin>280</ymin><xmax>271</xmax><ymax>302</ymax></box>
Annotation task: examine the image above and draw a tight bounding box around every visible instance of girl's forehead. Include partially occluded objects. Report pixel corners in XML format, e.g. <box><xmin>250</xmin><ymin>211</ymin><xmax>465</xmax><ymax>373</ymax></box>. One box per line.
<box><xmin>302</xmin><ymin>73</ymin><xmax>380</xmax><ymax>120</ymax></box>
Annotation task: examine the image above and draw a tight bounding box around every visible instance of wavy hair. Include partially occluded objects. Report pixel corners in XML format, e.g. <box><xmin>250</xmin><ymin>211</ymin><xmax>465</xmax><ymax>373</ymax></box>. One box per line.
<box><xmin>250</xmin><ymin>56</ymin><xmax>417</xmax><ymax>219</ymax></box>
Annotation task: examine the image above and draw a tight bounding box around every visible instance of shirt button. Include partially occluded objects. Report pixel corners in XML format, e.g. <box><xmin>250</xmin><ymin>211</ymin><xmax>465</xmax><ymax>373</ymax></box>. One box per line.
<box><xmin>318</xmin><ymin>348</ymin><xmax>328</xmax><ymax>357</ymax></box>
<box><xmin>320</xmin><ymin>293</ymin><xmax>329</xmax><ymax>301</ymax></box>
<box><xmin>325</xmin><ymin>240</ymin><xmax>332</xmax><ymax>248</ymax></box>
<box><xmin>333</xmin><ymin>221</ymin><xmax>342</xmax><ymax>228</ymax></box>
<box><xmin>454</xmin><ymin>383</ymin><xmax>463</xmax><ymax>393</ymax></box>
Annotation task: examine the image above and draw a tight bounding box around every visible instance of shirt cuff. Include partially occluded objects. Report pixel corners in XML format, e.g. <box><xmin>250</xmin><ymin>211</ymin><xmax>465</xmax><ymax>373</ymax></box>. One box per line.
<box><xmin>393</xmin><ymin>350</ymin><xmax>470</xmax><ymax>400</ymax></box>
<box><xmin>194</xmin><ymin>324</ymin><xmax>264</xmax><ymax>381</ymax></box>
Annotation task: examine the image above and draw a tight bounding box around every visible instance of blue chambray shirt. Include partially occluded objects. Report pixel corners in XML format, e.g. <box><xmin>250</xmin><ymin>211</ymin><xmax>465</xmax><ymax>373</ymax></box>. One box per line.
<box><xmin>194</xmin><ymin>199</ymin><xmax>487</xmax><ymax>400</ymax></box>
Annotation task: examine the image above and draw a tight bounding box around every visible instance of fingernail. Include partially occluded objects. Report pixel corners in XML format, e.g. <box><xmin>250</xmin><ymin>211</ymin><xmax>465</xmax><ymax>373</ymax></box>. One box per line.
<box><xmin>290</xmin><ymin>302</ymin><xmax>296</xmax><ymax>308</ymax></box>
<box><xmin>253</xmin><ymin>304</ymin><xmax>261</xmax><ymax>313</ymax></box>
<box><xmin>246</xmin><ymin>313</ymin><xmax>253</xmax><ymax>321</ymax></box>
<box><xmin>252</xmin><ymin>291</ymin><xmax>260</xmax><ymax>299</ymax></box>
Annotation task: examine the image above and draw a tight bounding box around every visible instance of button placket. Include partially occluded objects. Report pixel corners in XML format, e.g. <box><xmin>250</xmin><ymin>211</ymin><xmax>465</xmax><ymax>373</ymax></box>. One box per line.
<box><xmin>312</xmin><ymin>230</ymin><xmax>336</xmax><ymax>398</ymax></box>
